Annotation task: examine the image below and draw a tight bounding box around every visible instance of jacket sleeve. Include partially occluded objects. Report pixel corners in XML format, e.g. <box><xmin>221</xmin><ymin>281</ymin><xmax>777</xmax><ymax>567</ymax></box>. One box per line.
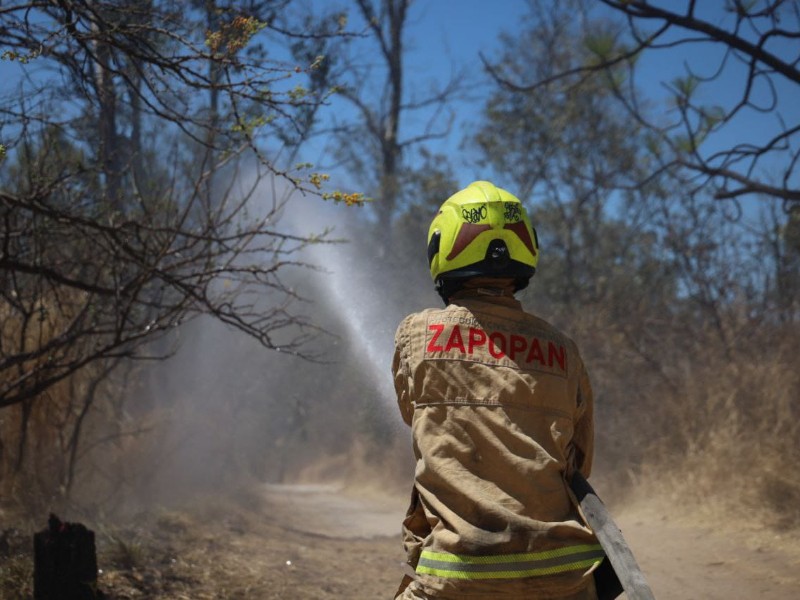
<box><xmin>570</xmin><ymin>356</ymin><xmax>595</xmax><ymax>479</ymax></box>
<box><xmin>393</xmin><ymin>318</ymin><xmax>414</xmax><ymax>427</ymax></box>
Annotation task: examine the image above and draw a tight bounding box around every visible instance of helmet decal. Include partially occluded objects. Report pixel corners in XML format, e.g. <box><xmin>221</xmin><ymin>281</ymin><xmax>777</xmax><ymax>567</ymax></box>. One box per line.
<box><xmin>461</xmin><ymin>204</ymin><xmax>488</xmax><ymax>224</ymax></box>
<box><xmin>503</xmin><ymin>202</ymin><xmax>522</xmax><ymax>222</ymax></box>
<box><xmin>503</xmin><ymin>222</ymin><xmax>537</xmax><ymax>256</ymax></box>
<box><xmin>447</xmin><ymin>223</ymin><xmax>491</xmax><ymax>260</ymax></box>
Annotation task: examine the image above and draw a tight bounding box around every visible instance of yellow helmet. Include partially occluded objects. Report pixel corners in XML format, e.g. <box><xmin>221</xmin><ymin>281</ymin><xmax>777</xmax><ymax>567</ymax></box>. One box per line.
<box><xmin>427</xmin><ymin>181</ymin><xmax>538</xmax><ymax>300</ymax></box>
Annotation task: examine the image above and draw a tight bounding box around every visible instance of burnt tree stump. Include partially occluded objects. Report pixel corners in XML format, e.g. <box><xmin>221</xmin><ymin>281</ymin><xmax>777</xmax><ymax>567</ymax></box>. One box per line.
<box><xmin>34</xmin><ymin>514</ymin><xmax>102</xmax><ymax>600</ymax></box>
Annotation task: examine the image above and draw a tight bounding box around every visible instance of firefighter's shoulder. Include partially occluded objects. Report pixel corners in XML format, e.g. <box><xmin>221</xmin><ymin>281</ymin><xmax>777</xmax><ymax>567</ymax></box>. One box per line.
<box><xmin>395</xmin><ymin>307</ymin><xmax>445</xmax><ymax>345</ymax></box>
<box><xmin>396</xmin><ymin>306</ymin><xmax>450</xmax><ymax>329</ymax></box>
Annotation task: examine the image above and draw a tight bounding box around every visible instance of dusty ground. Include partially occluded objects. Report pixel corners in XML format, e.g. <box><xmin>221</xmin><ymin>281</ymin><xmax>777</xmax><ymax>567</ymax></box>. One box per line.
<box><xmin>3</xmin><ymin>482</ymin><xmax>799</xmax><ymax>599</ymax></box>
<box><xmin>255</xmin><ymin>483</ymin><xmax>800</xmax><ymax>599</ymax></box>
<box><xmin>615</xmin><ymin>499</ymin><xmax>800</xmax><ymax>599</ymax></box>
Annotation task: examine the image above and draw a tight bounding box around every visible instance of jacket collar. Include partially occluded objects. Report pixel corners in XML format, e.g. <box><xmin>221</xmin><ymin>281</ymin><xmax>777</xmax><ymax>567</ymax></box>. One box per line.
<box><xmin>449</xmin><ymin>288</ymin><xmax>522</xmax><ymax>310</ymax></box>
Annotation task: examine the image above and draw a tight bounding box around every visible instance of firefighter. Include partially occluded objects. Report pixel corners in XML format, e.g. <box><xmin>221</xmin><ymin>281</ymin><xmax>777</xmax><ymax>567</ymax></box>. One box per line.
<box><xmin>393</xmin><ymin>181</ymin><xmax>603</xmax><ymax>600</ymax></box>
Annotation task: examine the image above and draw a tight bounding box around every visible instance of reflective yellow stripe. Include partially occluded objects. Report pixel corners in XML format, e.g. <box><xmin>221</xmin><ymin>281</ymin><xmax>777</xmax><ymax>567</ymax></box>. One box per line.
<box><xmin>416</xmin><ymin>544</ymin><xmax>604</xmax><ymax>580</ymax></box>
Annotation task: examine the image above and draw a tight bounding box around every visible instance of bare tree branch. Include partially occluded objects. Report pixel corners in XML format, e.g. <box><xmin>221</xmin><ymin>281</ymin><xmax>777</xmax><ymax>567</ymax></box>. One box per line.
<box><xmin>482</xmin><ymin>0</ymin><xmax>800</xmax><ymax>205</ymax></box>
<box><xmin>0</xmin><ymin>1</ymin><xmax>348</xmax><ymax>409</ymax></box>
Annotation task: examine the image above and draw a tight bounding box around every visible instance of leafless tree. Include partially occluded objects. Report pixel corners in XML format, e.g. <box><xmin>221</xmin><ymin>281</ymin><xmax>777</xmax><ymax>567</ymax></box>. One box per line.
<box><xmin>484</xmin><ymin>0</ymin><xmax>800</xmax><ymax>208</ymax></box>
<box><xmin>0</xmin><ymin>1</ymin><xmax>351</xmax><ymax>411</ymax></box>
<box><xmin>330</xmin><ymin>0</ymin><xmax>461</xmax><ymax>250</ymax></box>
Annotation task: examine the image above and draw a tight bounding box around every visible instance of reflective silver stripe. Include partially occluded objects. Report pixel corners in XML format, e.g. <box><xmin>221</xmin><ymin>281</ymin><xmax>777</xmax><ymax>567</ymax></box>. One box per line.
<box><xmin>416</xmin><ymin>544</ymin><xmax>604</xmax><ymax>579</ymax></box>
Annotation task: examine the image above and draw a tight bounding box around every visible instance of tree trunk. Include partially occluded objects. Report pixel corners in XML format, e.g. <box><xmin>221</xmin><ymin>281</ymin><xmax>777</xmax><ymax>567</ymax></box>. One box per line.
<box><xmin>92</xmin><ymin>17</ymin><xmax>122</xmax><ymax>208</ymax></box>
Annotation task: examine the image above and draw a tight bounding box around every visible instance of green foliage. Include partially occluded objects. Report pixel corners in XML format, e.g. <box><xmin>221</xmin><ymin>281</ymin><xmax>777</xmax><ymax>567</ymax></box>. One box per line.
<box><xmin>701</xmin><ymin>105</ymin><xmax>727</xmax><ymax>129</ymax></box>
<box><xmin>321</xmin><ymin>190</ymin><xmax>367</xmax><ymax>206</ymax></box>
<box><xmin>671</xmin><ymin>75</ymin><xmax>700</xmax><ymax>101</ymax></box>
<box><xmin>673</xmin><ymin>133</ymin><xmax>697</xmax><ymax>154</ymax></box>
<box><xmin>231</xmin><ymin>114</ymin><xmax>273</xmax><ymax>135</ymax></box>
<box><xmin>288</xmin><ymin>84</ymin><xmax>309</xmax><ymax>102</ymax></box>
<box><xmin>1</xmin><ymin>48</ymin><xmax>40</xmax><ymax>63</ymax></box>
<box><xmin>205</xmin><ymin>15</ymin><xmax>267</xmax><ymax>56</ymax></box>
<box><xmin>584</xmin><ymin>32</ymin><xmax>617</xmax><ymax>60</ymax></box>
<box><xmin>671</xmin><ymin>104</ymin><xmax>727</xmax><ymax>154</ymax></box>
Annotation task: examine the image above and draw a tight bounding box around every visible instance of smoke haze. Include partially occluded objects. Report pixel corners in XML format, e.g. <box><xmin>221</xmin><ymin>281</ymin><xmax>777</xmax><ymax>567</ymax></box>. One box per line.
<box><xmin>138</xmin><ymin>179</ymin><xmax>431</xmax><ymax>504</ymax></box>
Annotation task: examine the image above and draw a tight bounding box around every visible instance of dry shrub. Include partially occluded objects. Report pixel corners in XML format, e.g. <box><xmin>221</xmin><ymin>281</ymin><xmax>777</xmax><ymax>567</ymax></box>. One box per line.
<box><xmin>290</xmin><ymin>436</ymin><xmax>413</xmax><ymax>497</ymax></box>
<box><xmin>0</xmin><ymin>526</ymin><xmax>33</xmax><ymax>599</ymax></box>
<box><xmin>0</xmin><ymin>553</ymin><xmax>33</xmax><ymax>599</ymax></box>
<box><xmin>0</xmin><ymin>368</ymin><xmax>162</xmax><ymax>517</ymax></box>
<box><xmin>0</xmin><ymin>292</ymin><xmax>171</xmax><ymax>517</ymax></box>
<box><xmin>630</xmin><ymin>323</ymin><xmax>800</xmax><ymax>530</ymax></box>
<box><xmin>555</xmin><ymin>294</ymin><xmax>800</xmax><ymax>534</ymax></box>
<box><xmin>759</xmin><ymin>472</ymin><xmax>800</xmax><ymax>529</ymax></box>
<box><xmin>1</xmin><ymin>290</ymin><xmax>103</xmax><ymax>505</ymax></box>
<box><xmin>1</xmin><ymin>295</ymin><xmax>70</xmax><ymax>501</ymax></box>
<box><xmin>0</xmin><ymin>383</ymin><xmax>77</xmax><ymax>514</ymax></box>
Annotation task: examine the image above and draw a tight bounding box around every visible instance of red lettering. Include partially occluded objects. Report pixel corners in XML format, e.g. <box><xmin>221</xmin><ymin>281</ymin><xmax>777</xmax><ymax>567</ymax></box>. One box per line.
<box><xmin>548</xmin><ymin>342</ymin><xmax>567</xmax><ymax>372</ymax></box>
<box><xmin>427</xmin><ymin>324</ymin><xmax>445</xmax><ymax>352</ymax></box>
<box><xmin>526</xmin><ymin>338</ymin><xmax>546</xmax><ymax>365</ymax></box>
<box><xmin>509</xmin><ymin>335</ymin><xmax>527</xmax><ymax>361</ymax></box>
<box><xmin>488</xmin><ymin>332</ymin><xmax>506</xmax><ymax>358</ymax></box>
<box><xmin>444</xmin><ymin>325</ymin><xmax>466</xmax><ymax>353</ymax></box>
<box><xmin>468</xmin><ymin>327</ymin><xmax>487</xmax><ymax>354</ymax></box>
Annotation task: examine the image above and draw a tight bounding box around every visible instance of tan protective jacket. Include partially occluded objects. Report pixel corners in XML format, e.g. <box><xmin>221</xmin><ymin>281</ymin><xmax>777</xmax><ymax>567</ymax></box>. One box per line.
<box><xmin>393</xmin><ymin>290</ymin><xmax>601</xmax><ymax>599</ymax></box>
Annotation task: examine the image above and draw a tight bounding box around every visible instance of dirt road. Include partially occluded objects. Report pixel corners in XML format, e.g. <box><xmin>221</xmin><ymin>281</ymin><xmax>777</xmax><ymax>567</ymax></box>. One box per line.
<box><xmin>261</xmin><ymin>483</ymin><xmax>800</xmax><ymax>600</ymax></box>
<box><xmin>72</xmin><ymin>480</ymin><xmax>799</xmax><ymax>598</ymax></box>
<box><xmin>615</xmin><ymin>501</ymin><xmax>800</xmax><ymax>599</ymax></box>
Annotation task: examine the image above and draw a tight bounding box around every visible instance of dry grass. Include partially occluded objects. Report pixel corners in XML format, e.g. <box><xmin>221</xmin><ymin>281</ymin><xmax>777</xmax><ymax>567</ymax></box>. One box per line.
<box><xmin>0</xmin><ymin>527</ymin><xmax>34</xmax><ymax>599</ymax></box>
<box><xmin>622</xmin><ymin>327</ymin><xmax>800</xmax><ymax>533</ymax></box>
<box><xmin>1</xmin><ymin>484</ymin><xmax>401</xmax><ymax>600</ymax></box>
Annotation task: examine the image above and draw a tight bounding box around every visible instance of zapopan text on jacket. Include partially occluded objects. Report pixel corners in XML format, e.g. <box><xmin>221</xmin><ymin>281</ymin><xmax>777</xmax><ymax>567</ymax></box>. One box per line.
<box><xmin>425</xmin><ymin>315</ymin><xmax>568</xmax><ymax>377</ymax></box>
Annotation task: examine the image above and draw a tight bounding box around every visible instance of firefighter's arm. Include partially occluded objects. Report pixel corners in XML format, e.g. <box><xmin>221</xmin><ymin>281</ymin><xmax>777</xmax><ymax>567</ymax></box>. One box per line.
<box><xmin>393</xmin><ymin>322</ymin><xmax>413</xmax><ymax>426</ymax></box>
<box><xmin>571</xmin><ymin>359</ymin><xmax>595</xmax><ymax>478</ymax></box>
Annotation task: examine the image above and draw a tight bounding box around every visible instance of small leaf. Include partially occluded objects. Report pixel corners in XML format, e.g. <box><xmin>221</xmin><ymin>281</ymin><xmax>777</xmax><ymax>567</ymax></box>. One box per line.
<box><xmin>702</xmin><ymin>105</ymin><xmax>727</xmax><ymax>128</ymax></box>
<box><xmin>672</xmin><ymin>75</ymin><xmax>699</xmax><ymax>98</ymax></box>
<box><xmin>584</xmin><ymin>33</ymin><xmax>616</xmax><ymax>59</ymax></box>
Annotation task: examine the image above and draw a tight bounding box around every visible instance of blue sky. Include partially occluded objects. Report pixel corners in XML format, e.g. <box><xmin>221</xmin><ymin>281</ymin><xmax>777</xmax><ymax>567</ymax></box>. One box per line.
<box><xmin>294</xmin><ymin>0</ymin><xmax>536</xmax><ymax>184</ymax></box>
<box><xmin>2</xmin><ymin>1</ymin><xmax>796</xmax><ymax>208</ymax></box>
<box><xmin>281</xmin><ymin>1</ymin><xmax>795</xmax><ymax>211</ymax></box>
